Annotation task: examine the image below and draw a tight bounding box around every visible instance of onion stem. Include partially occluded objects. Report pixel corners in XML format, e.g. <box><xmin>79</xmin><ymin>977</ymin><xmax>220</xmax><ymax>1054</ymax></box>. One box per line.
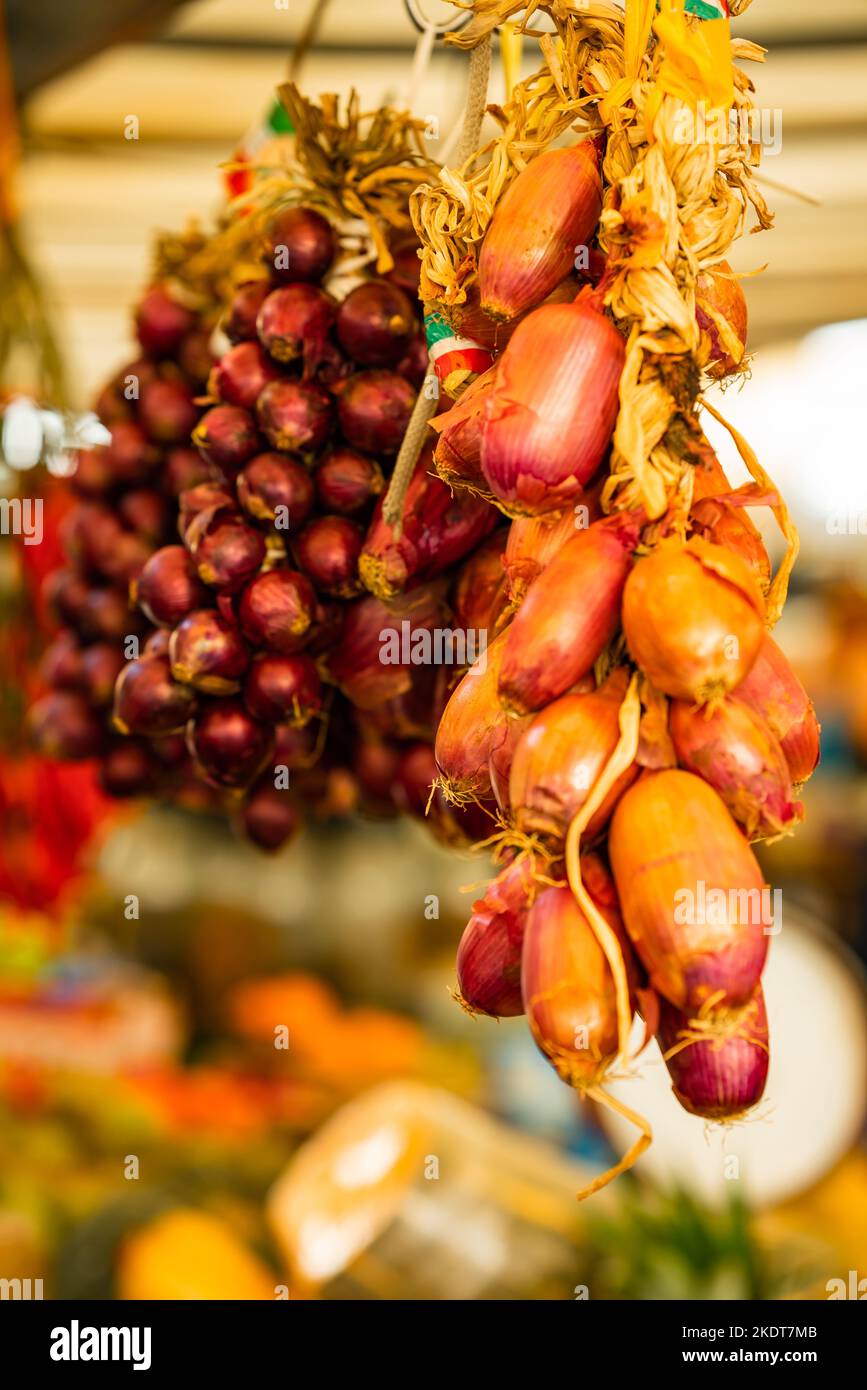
<box><xmin>577</xmin><ymin>1085</ymin><xmax>652</xmax><ymax>1200</ymax></box>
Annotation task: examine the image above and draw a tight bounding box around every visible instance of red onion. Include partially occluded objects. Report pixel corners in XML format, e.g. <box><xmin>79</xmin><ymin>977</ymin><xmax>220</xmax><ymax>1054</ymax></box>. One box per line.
<box><xmin>622</xmin><ymin>537</ymin><xmax>766</xmax><ymax>704</ymax></box>
<box><xmin>265</xmin><ymin>206</ymin><xmax>335</xmax><ymax>283</ymax></box>
<box><xmin>429</xmin><ymin>366</ymin><xmax>495</xmax><ymax>491</ymax></box>
<box><xmin>669</xmin><ymin>696</ymin><xmax>802</xmax><ymax>840</ymax></box>
<box><xmin>80</xmin><ymin>587</ymin><xmax>139</xmax><ymax>642</ymax></box>
<box><xmin>209</xmin><ymin>341</ymin><xmax>282</xmax><ymax>410</ymax></box>
<box><xmin>499</xmin><ymin>512</ymin><xmax>640</xmax><ymax>714</ymax></box>
<box><xmin>170</xmin><ymin>609</ymin><xmax>250</xmax><ymax>693</ymax></box>
<box><xmin>733</xmin><ymin>635</ymin><xmax>821</xmax><ymax>784</ymax></box>
<box><xmin>359</xmin><ymin>447</ymin><xmax>498</xmax><ymax>600</ymax></box>
<box><xmin>193</xmin><ymin>405</ymin><xmax>261</xmax><ymax>474</ymax></box>
<box><xmin>106</xmin><ymin>421</ymin><xmax>158</xmax><ymax>484</ymax></box>
<box><xmin>243</xmin><ymin>652</ymin><xmax>322</xmax><ymax>724</ymax></box>
<box><xmin>695</xmin><ymin>260</ymin><xmax>748</xmax><ymax>378</ymax></box>
<box><xmin>503</xmin><ymin>507</ymin><xmax>587</xmax><ymax>606</ymax></box>
<box><xmin>186</xmin><ymin>509</ymin><xmax>266</xmax><ymax>593</ymax></box>
<box><xmin>294</xmin><ymin>515</ymin><xmax>363</xmax><ymax>597</ymax></box>
<box><xmin>72</xmin><ymin>448</ymin><xmax>114</xmax><ymax>497</ymax></box>
<box><xmin>456</xmin><ymin>855</ymin><xmax>539</xmax><ymax>1017</ymax></box>
<box><xmin>315</xmin><ymin>448</ymin><xmax>384</xmax><ymax>515</ymax></box>
<box><xmin>164</xmin><ymin>447</ymin><xmax>217</xmax><ymax>497</ymax></box>
<box><xmin>396</xmin><ymin>329</ymin><xmax>429</xmax><ymax>389</ymax></box>
<box><xmin>434</xmin><ymin>629</ymin><xmax>520</xmax><ymax>801</ymax></box>
<box><xmin>135</xmin><ymin>285</ymin><xmax>194</xmax><ymax>356</ymax></box>
<box><xmin>335</xmin><ymin>280</ymin><xmax>415</xmax><ymax>366</ymax></box>
<box><xmin>609</xmin><ymin>769</ymin><xmax>769</xmax><ymax>1015</ymax></box>
<box><xmin>509</xmin><ymin>669</ymin><xmax>637</xmax><ymax>844</ymax></box>
<box><xmin>187</xmin><ymin>698</ymin><xmax>275</xmax><ymax>790</ymax></box>
<box><xmin>335</xmin><ymin>370</ymin><xmax>415</xmax><ymax>456</ymax></box>
<box><xmin>478</xmin><ymin>143</ymin><xmax>601</xmax><ymax>322</ymax></box>
<box><xmin>118</xmin><ymin>488</ymin><xmax>170</xmax><ymax>542</ymax></box>
<box><xmin>79</xmin><ymin>642</ymin><xmax>126</xmax><ymax>707</ymax></box>
<box><xmin>385</xmin><ymin>237</ymin><xmax>422</xmax><ymax>297</ymax></box>
<box><xmin>138</xmin><ymin>377</ymin><xmax>197</xmax><ymax>444</ymax></box>
<box><xmin>225</xmin><ymin>281</ymin><xmax>271</xmax><ymax>343</ymax></box>
<box><xmin>657</xmin><ymin>986</ymin><xmax>769</xmax><ymax>1118</ymax></box>
<box><xmin>451</xmin><ymin>528</ymin><xmax>509</xmax><ymax>636</ymax></box>
<box><xmin>44</xmin><ymin>569</ymin><xmax>91</xmax><ymax>631</ymax></box>
<box><xmin>481</xmin><ymin>290</ymin><xmax>624</xmax><ymax>513</ymax></box>
<box><xmin>28</xmin><ymin>690</ymin><xmax>105</xmax><ymax>759</ymax></box>
<box><xmin>256</xmin><ymin>379</ymin><xmax>332</xmax><ymax>455</ymax></box>
<box><xmin>328</xmin><ymin>587</ymin><xmax>444</xmax><ymax>710</ymax></box>
<box><xmin>256</xmin><ymin>284</ymin><xmax>335</xmax><ymax>371</ymax></box>
<box><xmin>178</xmin><ymin>327</ymin><xmax>213</xmax><ymax>384</ymax></box>
<box><xmin>40</xmin><ymin>632</ymin><xmax>84</xmax><ymax>690</ymax></box>
<box><xmin>239</xmin><ymin>784</ymin><xmax>300</xmax><ymax>851</ymax></box>
<box><xmin>133</xmin><ymin>545</ymin><xmax>209</xmax><ymax>627</ymax></box>
<box><xmin>113</xmin><ymin>655</ymin><xmax>198</xmax><ymax>736</ymax></box>
<box><xmin>236</xmin><ymin>452</ymin><xmax>315</xmax><ymax>529</ymax></box>
<box><xmin>99</xmin><ymin>739</ymin><xmax>157</xmax><ymax>797</ymax></box>
<box><xmin>178</xmin><ymin>481</ymin><xmax>236</xmax><ymax>540</ymax></box>
<box><xmin>238</xmin><ymin>568</ymin><xmax>316</xmax><ymax>653</ymax></box>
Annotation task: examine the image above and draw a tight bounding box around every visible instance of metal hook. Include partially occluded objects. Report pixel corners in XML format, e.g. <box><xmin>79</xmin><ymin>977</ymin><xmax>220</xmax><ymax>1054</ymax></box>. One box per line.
<box><xmin>403</xmin><ymin>0</ymin><xmax>474</xmax><ymax>38</ymax></box>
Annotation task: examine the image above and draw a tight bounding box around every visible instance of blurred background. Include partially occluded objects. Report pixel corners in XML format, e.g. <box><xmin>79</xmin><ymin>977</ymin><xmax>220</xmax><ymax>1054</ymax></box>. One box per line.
<box><xmin>1</xmin><ymin>0</ymin><xmax>867</xmax><ymax>1301</ymax></box>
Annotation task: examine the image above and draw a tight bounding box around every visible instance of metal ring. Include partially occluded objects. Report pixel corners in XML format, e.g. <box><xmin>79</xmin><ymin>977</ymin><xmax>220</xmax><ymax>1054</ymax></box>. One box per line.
<box><xmin>403</xmin><ymin>0</ymin><xmax>474</xmax><ymax>38</ymax></box>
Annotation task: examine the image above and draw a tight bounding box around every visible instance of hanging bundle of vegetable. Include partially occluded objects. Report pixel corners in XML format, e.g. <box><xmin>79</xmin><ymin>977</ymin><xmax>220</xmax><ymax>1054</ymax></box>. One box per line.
<box><xmin>29</xmin><ymin>86</ymin><xmax>503</xmax><ymax>853</ymax></box>
<box><xmin>407</xmin><ymin>0</ymin><xmax>819</xmax><ymax>1193</ymax></box>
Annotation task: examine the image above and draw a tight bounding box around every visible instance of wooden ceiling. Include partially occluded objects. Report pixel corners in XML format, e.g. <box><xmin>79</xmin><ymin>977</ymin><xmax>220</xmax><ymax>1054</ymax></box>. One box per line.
<box><xmin>14</xmin><ymin>0</ymin><xmax>867</xmax><ymax>405</ymax></box>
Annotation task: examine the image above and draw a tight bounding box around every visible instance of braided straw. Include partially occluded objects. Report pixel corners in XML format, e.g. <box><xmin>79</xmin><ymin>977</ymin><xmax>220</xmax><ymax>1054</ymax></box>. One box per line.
<box><xmin>411</xmin><ymin>0</ymin><xmax>782</xmax><ymax>556</ymax></box>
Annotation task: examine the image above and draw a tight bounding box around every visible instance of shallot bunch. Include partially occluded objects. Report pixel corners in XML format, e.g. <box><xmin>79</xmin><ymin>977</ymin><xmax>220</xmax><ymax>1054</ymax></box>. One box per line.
<box><xmin>427</xmin><ymin>137</ymin><xmax>820</xmax><ymax>1190</ymax></box>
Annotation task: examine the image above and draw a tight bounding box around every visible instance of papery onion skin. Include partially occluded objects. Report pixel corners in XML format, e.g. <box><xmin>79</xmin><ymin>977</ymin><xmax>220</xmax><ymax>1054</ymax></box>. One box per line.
<box><xmin>328</xmin><ymin>586</ymin><xmax>444</xmax><ymax>711</ymax></box>
<box><xmin>170</xmin><ymin>609</ymin><xmax>250</xmax><ymax>694</ymax></box>
<box><xmin>187</xmin><ymin>698</ymin><xmax>275</xmax><ymax>790</ymax></box>
<box><xmin>669</xmin><ymin>695</ymin><xmax>802</xmax><ymax>840</ymax></box>
<box><xmin>256</xmin><ymin>284</ymin><xmax>335</xmax><ymax>372</ymax></box>
<box><xmin>509</xmin><ymin>669</ymin><xmax>637</xmax><ymax>844</ymax></box>
<box><xmin>113</xmin><ymin>656</ymin><xmax>198</xmax><ymax>737</ymax></box>
<box><xmin>294</xmin><ymin>515</ymin><xmax>363</xmax><ymax>598</ymax></box>
<box><xmin>456</xmin><ymin>855</ymin><xmax>540</xmax><ymax>1018</ymax></box>
<box><xmin>256</xmin><ymin>379</ymin><xmax>333</xmax><ymax>456</ymax></box>
<box><xmin>335</xmin><ymin>280</ymin><xmax>415</xmax><ymax>367</ymax></box>
<box><xmin>499</xmin><ymin>513</ymin><xmax>640</xmax><ymax>715</ymax></box>
<box><xmin>480</xmin><ymin>291</ymin><xmax>624</xmax><ymax>515</ymax></box>
<box><xmin>359</xmin><ymin>447</ymin><xmax>498</xmax><ymax>600</ymax></box>
<box><xmin>265</xmin><ymin>206</ymin><xmax>335</xmax><ymax>284</ymax></box>
<box><xmin>622</xmin><ymin>537</ymin><xmax>765</xmax><ymax>704</ymax></box>
<box><xmin>733</xmin><ymin>634</ymin><xmax>821</xmax><ymax>784</ymax></box>
<box><xmin>503</xmin><ymin>505</ymin><xmax>597</xmax><ymax>607</ymax></box>
<box><xmin>695</xmin><ymin>260</ymin><xmax>748</xmax><ymax>379</ymax></box>
<box><xmin>429</xmin><ymin>366</ymin><xmax>495</xmax><ymax>493</ymax></box>
<box><xmin>521</xmin><ymin>883</ymin><xmax>624</xmax><ymax>1089</ymax></box>
<box><xmin>209</xmin><ymin>341</ymin><xmax>282</xmax><ymax>411</ymax></box>
<box><xmin>690</xmin><ymin>495</ymin><xmax>770</xmax><ymax>592</ymax></box>
<box><xmin>133</xmin><ymin>545</ymin><xmax>208</xmax><ymax>627</ymax></box>
<box><xmin>434</xmin><ymin>628</ymin><xmax>515</xmax><ymax>800</ymax></box>
<box><xmin>193</xmin><ymin>405</ymin><xmax>261</xmax><ymax>476</ymax></box>
<box><xmin>451</xmin><ymin>527</ymin><xmax>509</xmax><ymax>637</ymax></box>
<box><xmin>243</xmin><ymin>652</ymin><xmax>322</xmax><ymax>725</ymax></box>
<box><xmin>239</xmin><ymin>785</ymin><xmax>300</xmax><ymax>852</ymax></box>
<box><xmin>336</xmin><ymin>370</ymin><xmax>415</xmax><ymax>456</ymax></box>
<box><xmin>315</xmin><ymin>448</ymin><xmax>384</xmax><ymax>515</ymax></box>
<box><xmin>237</xmin><ymin>569</ymin><xmax>316</xmax><ymax>654</ymax></box>
<box><xmin>609</xmin><ymin>769</ymin><xmax>769</xmax><ymax>1015</ymax></box>
<box><xmin>236</xmin><ymin>453</ymin><xmax>315</xmax><ymax>530</ymax></box>
<box><xmin>478</xmin><ymin>143</ymin><xmax>602</xmax><ymax>323</ymax></box>
<box><xmin>657</xmin><ymin>986</ymin><xmax>769</xmax><ymax>1119</ymax></box>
